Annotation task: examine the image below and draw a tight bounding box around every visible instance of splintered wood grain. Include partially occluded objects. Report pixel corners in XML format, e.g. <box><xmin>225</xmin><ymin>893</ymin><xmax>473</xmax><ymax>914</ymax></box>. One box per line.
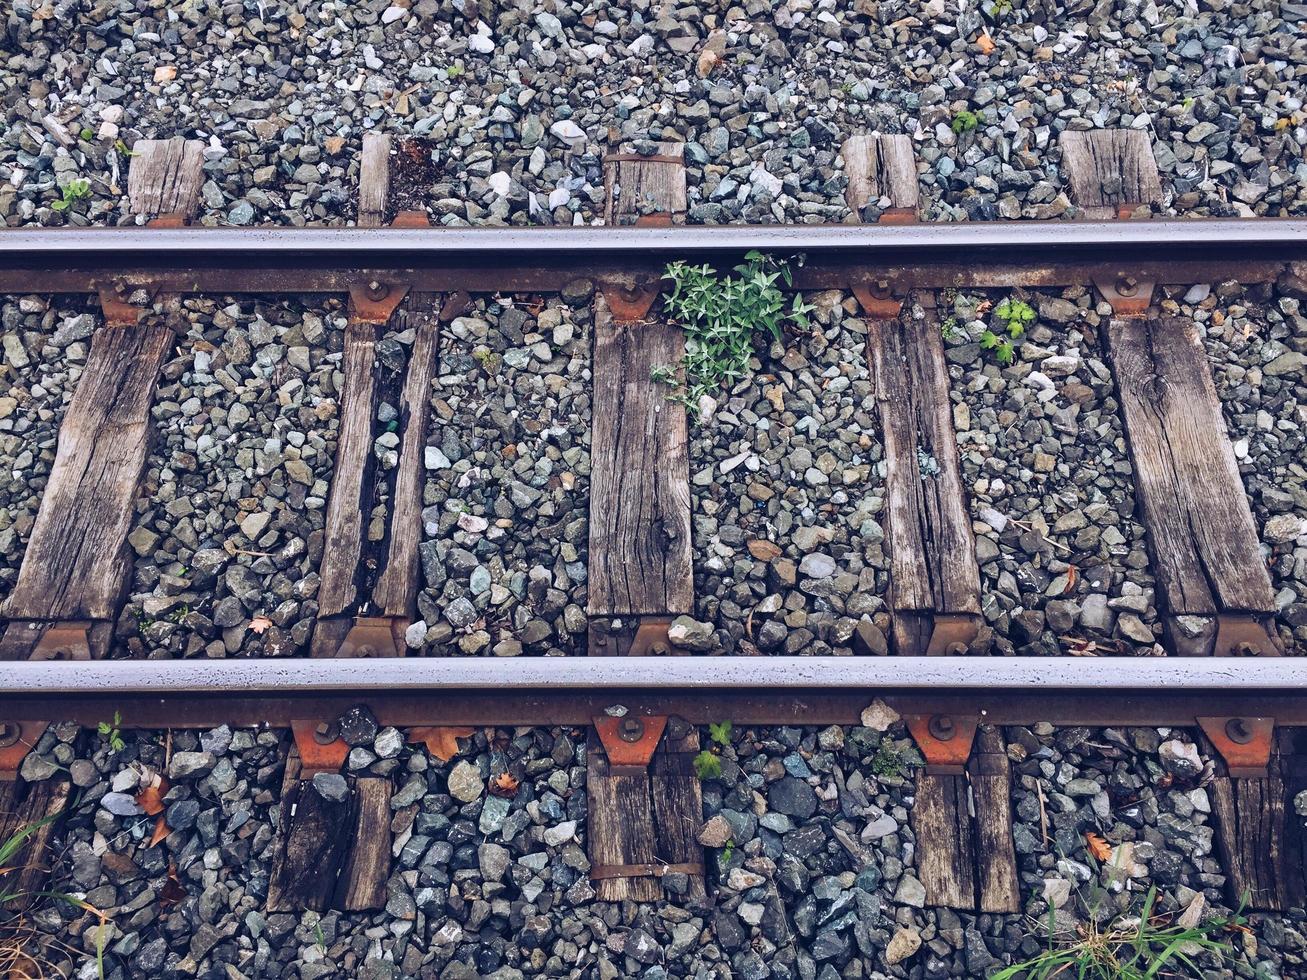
<box><xmin>604</xmin><ymin>142</ymin><xmax>686</xmax><ymax>224</ymax></box>
<box><xmin>586</xmin><ymin>748</ymin><xmax>661</xmax><ymax>902</ymax></box>
<box><xmin>358</xmin><ymin>132</ymin><xmax>391</xmax><ymax>228</ymax></box>
<box><xmin>314</xmin><ymin>318</ymin><xmax>381</xmax><ymax>625</ymax></box>
<box><xmin>127</xmin><ymin>138</ymin><xmax>206</xmax><ymax>217</ymax></box>
<box><xmin>267</xmin><ymin>751</ymin><xmax>357</xmax><ymax>912</ymax></box>
<box><xmin>335</xmin><ymin>777</ymin><xmax>392</xmax><ymax>911</ymax></box>
<box><xmin>1207</xmin><ymin>729</ymin><xmax>1305</xmax><ymax>912</ymax></box>
<box><xmin>1059</xmin><ymin>130</ymin><xmax>1162</xmax><ymax>209</ymax></box>
<box><xmin>911</xmin><ymin>772</ymin><xmax>976</xmax><ymax>909</ymax></box>
<box><xmin>651</xmin><ymin>728</ymin><xmax>707</xmax><ymax>905</ymax></box>
<box><xmin>867</xmin><ymin>311</ymin><xmax>980</xmax><ymax>622</ymax></box>
<box><xmin>1105</xmin><ymin>317</ymin><xmax>1275</xmax><ymax>619</ymax></box>
<box><xmin>841</xmin><ymin>133</ymin><xmax>918</xmax><ymax>213</ymax></box>
<box><xmin>373</xmin><ymin>295</ymin><xmax>440</xmax><ymax>619</ymax></box>
<box><xmin>969</xmin><ymin>727</ymin><xmax>1020</xmax><ymax>913</ymax></box>
<box><xmin>5</xmin><ymin>324</ymin><xmax>174</xmax><ymax>623</ymax></box>
<box><xmin>0</xmin><ymin>775</ymin><xmax>70</xmax><ymax>910</ymax></box>
<box><xmin>587</xmin><ymin>295</ymin><xmax>692</xmax><ymax>616</ymax></box>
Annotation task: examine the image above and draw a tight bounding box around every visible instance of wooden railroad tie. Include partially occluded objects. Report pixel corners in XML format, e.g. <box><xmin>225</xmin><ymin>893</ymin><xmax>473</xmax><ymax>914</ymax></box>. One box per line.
<box><xmin>0</xmin><ymin>140</ymin><xmax>205</xmax><ymax>898</ymax></box>
<box><xmin>584</xmin><ymin>143</ymin><xmax>705</xmax><ymax>904</ymax></box>
<box><xmin>1058</xmin><ymin>129</ymin><xmax>1163</xmax><ymax>218</ymax></box>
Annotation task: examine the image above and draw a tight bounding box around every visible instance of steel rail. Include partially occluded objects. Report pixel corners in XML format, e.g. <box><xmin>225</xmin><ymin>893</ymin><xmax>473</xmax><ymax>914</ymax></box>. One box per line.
<box><xmin>0</xmin><ymin>220</ymin><xmax>1303</xmax><ymax>295</ymax></box>
<box><xmin>3</xmin><ymin>658</ymin><xmax>1305</xmax><ymax>729</ymax></box>
<box><xmin>3</xmin><ymin>219</ymin><xmax>1307</xmax><ymax>255</ymax></box>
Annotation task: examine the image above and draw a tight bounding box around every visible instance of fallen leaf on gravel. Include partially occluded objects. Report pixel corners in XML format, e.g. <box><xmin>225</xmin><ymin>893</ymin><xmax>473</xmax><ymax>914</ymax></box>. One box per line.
<box><xmin>149</xmin><ymin>815</ymin><xmax>169</xmax><ymax>848</ymax></box>
<box><xmin>250</xmin><ymin>616</ymin><xmax>272</xmax><ymax>634</ymax></box>
<box><xmin>976</xmin><ymin>33</ymin><xmax>996</xmax><ymax>54</ymax></box>
<box><xmin>153</xmin><ymin>66</ymin><xmax>177</xmax><ymax>83</ymax></box>
<box><xmin>136</xmin><ymin>776</ymin><xmax>170</xmax><ymax>816</ymax></box>
<box><xmin>1085</xmin><ymin>832</ymin><xmax>1111</xmax><ymax>861</ymax></box>
<box><xmin>747</xmin><ymin>539</ymin><xmax>781</xmax><ymax>561</ymax></box>
<box><xmin>324</xmin><ymin>136</ymin><xmax>346</xmax><ymax>154</ymax></box>
<box><xmin>489</xmin><ymin>772</ymin><xmax>519</xmax><ymax>796</ymax></box>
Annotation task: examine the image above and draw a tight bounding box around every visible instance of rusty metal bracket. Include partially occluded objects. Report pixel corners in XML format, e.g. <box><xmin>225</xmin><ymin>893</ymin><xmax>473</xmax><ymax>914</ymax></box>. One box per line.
<box><xmin>593</xmin><ymin>714</ymin><xmax>668</xmax><ymax>773</ymax></box>
<box><xmin>290</xmin><ymin>719</ymin><xmax>350</xmax><ymax>777</ymax></box>
<box><xmin>1214</xmin><ymin>614</ymin><xmax>1282</xmax><ymax>657</ymax></box>
<box><xmin>336</xmin><ymin>616</ymin><xmax>404</xmax><ymax>658</ymax></box>
<box><xmin>905</xmin><ymin>714</ymin><xmax>978</xmax><ymax>775</ymax></box>
<box><xmin>599</xmin><ymin>280</ymin><xmax>663</xmax><ymax>322</ymax></box>
<box><xmin>348</xmin><ymin>282</ymin><xmax>410</xmax><ymax>324</ymax></box>
<box><xmin>925</xmin><ymin>614</ymin><xmax>980</xmax><ymax>657</ymax></box>
<box><xmin>30</xmin><ymin>621</ymin><xmax>93</xmax><ymax>661</ymax></box>
<box><xmin>148</xmin><ymin>213</ymin><xmax>189</xmax><ymax>228</ymax></box>
<box><xmin>878</xmin><ymin>207</ymin><xmax>918</xmax><ymax>226</ymax></box>
<box><xmin>588</xmin><ymin>617</ymin><xmax>673</xmax><ymax>657</ymax></box>
<box><xmin>1092</xmin><ymin>275</ymin><xmax>1155</xmax><ymax>317</ymax></box>
<box><xmin>1197</xmin><ymin>716</ymin><xmax>1274</xmax><ymax>778</ymax></box>
<box><xmin>0</xmin><ymin>720</ymin><xmax>49</xmax><ymax>781</ymax></box>
<box><xmin>391</xmin><ymin>210</ymin><xmax>430</xmax><ymax>229</ymax></box>
<box><xmin>852</xmin><ymin>278</ymin><xmax>903</xmax><ymax>319</ymax></box>
<box><xmin>97</xmin><ymin>286</ymin><xmax>153</xmax><ymax>327</ymax></box>
<box><xmin>591</xmin><ymin>861</ymin><xmax>705</xmax><ymax>881</ymax></box>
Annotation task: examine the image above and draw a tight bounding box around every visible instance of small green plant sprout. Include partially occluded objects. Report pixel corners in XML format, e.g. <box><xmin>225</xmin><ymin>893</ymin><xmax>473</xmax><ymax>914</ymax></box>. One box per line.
<box><xmin>97</xmin><ymin>711</ymin><xmax>125</xmax><ymax>753</ymax></box>
<box><xmin>115</xmin><ymin>137</ymin><xmax>139</xmax><ymax>157</ymax></box>
<box><xmin>657</xmin><ymin>250</ymin><xmax>815</xmax><ymax>420</ymax></box>
<box><xmin>80</xmin><ymin>126</ymin><xmax>95</xmax><ymax>141</ymax></box>
<box><xmin>980</xmin><ymin>296</ymin><xmax>1037</xmax><ymax>366</ymax></box>
<box><xmin>991</xmin><ymin>884</ymin><xmax>1245</xmax><ymax>980</ymax></box>
<box><xmin>51</xmin><ymin>177</ymin><xmax>91</xmax><ymax>212</ymax></box>
<box><xmin>951</xmin><ymin>109</ymin><xmax>980</xmax><ymax>134</ymax></box>
<box><xmin>708</xmin><ymin>720</ymin><xmax>732</xmax><ymax>746</ymax></box>
<box><xmin>871</xmin><ymin>738</ymin><xmax>922</xmax><ymax>779</ymax></box>
<box><xmin>445</xmin><ymin>62</ymin><xmax>466</xmax><ymax>79</ymax></box>
<box><xmin>693</xmin><ymin>750</ymin><xmax>722</xmax><ymax>781</ymax></box>
<box><xmin>721</xmin><ymin>839</ymin><xmax>735</xmax><ymax>864</ymax></box>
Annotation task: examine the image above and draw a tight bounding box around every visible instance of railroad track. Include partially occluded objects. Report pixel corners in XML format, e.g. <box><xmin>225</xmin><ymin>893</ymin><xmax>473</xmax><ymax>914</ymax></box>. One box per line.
<box><xmin>0</xmin><ymin>133</ymin><xmax>1305</xmax><ymax>939</ymax></box>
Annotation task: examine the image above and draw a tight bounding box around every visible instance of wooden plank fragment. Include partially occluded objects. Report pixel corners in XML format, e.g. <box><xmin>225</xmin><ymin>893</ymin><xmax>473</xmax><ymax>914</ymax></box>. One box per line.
<box><xmin>372</xmin><ymin>295</ymin><xmax>440</xmax><ymax>620</ymax></box>
<box><xmin>587</xmin><ymin>295</ymin><xmax>692</xmax><ymax>616</ymax></box>
<box><xmin>358</xmin><ymin>132</ymin><xmax>391</xmax><ymax>228</ymax></box>
<box><xmin>1104</xmin><ymin>316</ymin><xmax>1277</xmax><ymax>653</ymax></box>
<box><xmin>335</xmin><ymin>777</ymin><xmax>393</xmax><ymax>911</ymax></box>
<box><xmin>586</xmin><ymin>747</ymin><xmax>662</xmax><ymax>902</ymax></box>
<box><xmin>866</xmin><ymin>301</ymin><xmax>980</xmax><ymax>655</ymax></box>
<box><xmin>127</xmin><ymin>137</ymin><xmax>206</xmax><ymax>217</ymax></box>
<box><xmin>604</xmin><ymin>142</ymin><xmax>686</xmax><ymax>224</ymax></box>
<box><xmin>841</xmin><ymin>133</ymin><xmax>919</xmax><ymax>215</ymax></box>
<box><xmin>912</xmin><ymin>772</ymin><xmax>976</xmax><ymax>909</ymax></box>
<box><xmin>0</xmin><ymin>775</ymin><xmax>70</xmax><ymax>910</ymax></box>
<box><xmin>1206</xmin><ymin>729</ymin><xmax>1306</xmax><ymax>912</ymax></box>
<box><xmin>267</xmin><ymin>751</ymin><xmax>358</xmax><ymax>912</ymax></box>
<box><xmin>970</xmin><ymin>727</ymin><xmax>1020</xmax><ymax>913</ymax></box>
<box><xmin>313</xmin><ymin>319</ymin><xmax>382</xmax><ymax>631</ymax></box>
<box><xmin>0</xmin><ymin>324</ymin><xmax>174</xmax><ymax>659</ymax></box>
<box><xmin>651</xmin><ymin>727</ymin><xmax>708</xmax><ymax>906</ymax></box>
<box><xmin>1059</xmin><ymin>130</ymin><xmax>1162</xmax><ymax>214</ymax></box>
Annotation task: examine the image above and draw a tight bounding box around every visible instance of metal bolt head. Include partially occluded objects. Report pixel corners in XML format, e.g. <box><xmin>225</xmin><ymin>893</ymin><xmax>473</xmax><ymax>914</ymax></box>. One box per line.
<box><xmin>618</xmin><ymin>717</ymin><xmax>645</xmax><ymax>743</ymax></box>
<box><xmin>366</xmin><ymin>280</ymin><xmax>388</xmax><ymax>300</ymax></box>
<box><xmin>946</xmin><ymin>641</ymin><xmax>967</xmax><ymax>656</ymax></box>
<box><xmin>927</xmin><ymin>715</ymin><xmax>956</xmax><ymax>741</ymax></box>
<box><xmin>1115</xmin><ymin>276</ymin><xmax>1138</xmax><ymax>297</ymax></box>
<box><xmin>0</xmin><ymin>722</ymin><xmax>18</xmax><ymax>748</ymax></box>
<box><xmin>1234</xmin><ymin>641</ymin><xmax>1257</xmax><ymax>657</ymax></box>
<box><xmin>1225</xmin><ymin>718</ymin><xmax>1253</xmax><ymax>744</ymax></box>
<box><xmin>651</xmin><ymin>641</ymin><xmax>670</xmax><ymax>656</ymax></box>
<box><xmin>314</xmin><ymin>722</ymin><xmax>339</xmax><ymax>745</ymax></box>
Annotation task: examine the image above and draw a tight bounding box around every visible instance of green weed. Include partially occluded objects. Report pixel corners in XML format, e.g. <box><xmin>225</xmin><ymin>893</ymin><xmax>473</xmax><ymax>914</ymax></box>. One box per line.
<box><xmin>50</xmin><ymin>178</ymin><xmax>91</xmax><ymax>212</ymax></box>
<box><xmin>693</xmin><ymin>750</ymin><xmax>722</xmax><ymax>781</ymax></box>
<box><xmin>981</xmin><ymin>296</ymin><xmax>1036</xmax><ymax>365</ymax></box>
<box><xmin>656</xmin><ymin>250</ymin><xmax>815</xmax><ymax>419</ymax></box>
<box><xmin>97</xmin><ymin>711</ymin><xmax>125</xmax><ymax>753</ymax></box>
<box><xmin>991</xmin><ymin>885</ymin><xmax>1245</xmax><ymax>980</ymax></box>
<box><xmin>951</xmin><ymin>110</ymin><xmax>980</xmax><ymax>134</ymax></box>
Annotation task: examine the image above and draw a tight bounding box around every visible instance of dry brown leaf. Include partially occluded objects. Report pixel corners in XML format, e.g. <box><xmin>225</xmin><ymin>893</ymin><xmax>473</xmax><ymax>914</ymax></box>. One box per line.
<box><xmin>1085</xmin><ymin>832</ymin><xmax>1112</xmax><ymax>862</ymax></box>
<box><xmin>148</xmin><ymin>814</ymin><xmax>170</xmax><ymax>848</ymax></box>
<box><xmin>489</xmin><ymin>772</ymin><xmax>519</xmax><ymax>797</ymax></box>
<box><xmin>976</xmin><ymin>32</ymin><xmax>996</xmax><ymax>55</ymax></box>
<box><xmin>408</xmin><ymin>726</ymin><xmax>475</xmax><ymax>762</ymax></box>
<box><xmin>154</xmin><ymin>65</ymin><xmax>177</xmax><ymax>83</ymax></box>
<box><xmin>747</xmin><ymin>539</ymin><xmax>782</xmax><ymax>562</ymax></box>
<box><xmin>1062</xmin><ymin>565</ymin><xmax>1078</xmax><ymax>595</ymax></box>
<box><xmin>696</xmin><ymin>48</ymin><xmax>720</xmax><ymax>78</ymax></box>
<box><xmin>324</xmin><ymin>136</ymin><xmax>346</xmax><ymax>155</ymax></box>
<box><xmin>159</xmin><ymin>861</ymin><xmax>186</xmax><ymax>908</ymax></box>
<box><xmin>250</xmin><ymin>616</ymin><xmax>272</xmax><ymax>635</ymax></box>
<box><xmin>136</xmin><ymin>776</ymin><xmax>170</xmax><ymax>816</ymax></box>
